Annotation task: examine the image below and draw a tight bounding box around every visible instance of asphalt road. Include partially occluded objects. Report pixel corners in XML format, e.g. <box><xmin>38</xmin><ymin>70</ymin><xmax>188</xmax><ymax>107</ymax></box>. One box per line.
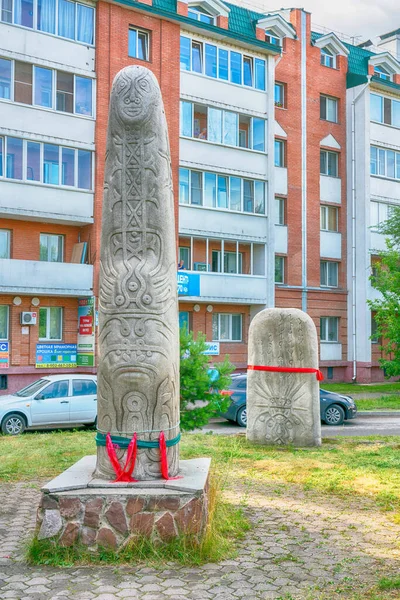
<box><xmin>198</xmin><ymin>412</ymin><xmax>400</xmax><ymax>437</ymax></box>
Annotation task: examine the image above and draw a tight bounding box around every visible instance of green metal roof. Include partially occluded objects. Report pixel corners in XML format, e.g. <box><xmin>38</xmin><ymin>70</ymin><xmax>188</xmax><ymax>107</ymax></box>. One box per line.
<box><xmin>380</xmin><ymin>28</ymin><xmax>400</xmax><ymax>41</ymax></box>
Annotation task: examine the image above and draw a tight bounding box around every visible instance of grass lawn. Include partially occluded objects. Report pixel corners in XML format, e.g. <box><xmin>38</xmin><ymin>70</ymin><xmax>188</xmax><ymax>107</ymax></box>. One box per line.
<box><xmin>355</xmin><ymin>395</ymin><xmax>400</xmax><ymax>411</ymax></box>
<box><xmin>322</xmin><ymin>382</ymin><xmax>400</xmax><ymax>395</ymax></box>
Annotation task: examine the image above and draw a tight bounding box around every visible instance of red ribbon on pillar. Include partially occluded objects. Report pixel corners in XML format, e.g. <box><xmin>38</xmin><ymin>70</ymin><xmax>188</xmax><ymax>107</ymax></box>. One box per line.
<box><xmin>159</xmin><ymin>432</ymin><xmax>182</xmax><ymax>481</ymax></box>
<box><xmin>106</xmin><ymin>432</ymin><xmax>138</xmax><ymax>483</ymax></box>
<box><xmin>247</xmin><ymin>365</ymin><xmax>324</xmax><ymax>381</ymax></box>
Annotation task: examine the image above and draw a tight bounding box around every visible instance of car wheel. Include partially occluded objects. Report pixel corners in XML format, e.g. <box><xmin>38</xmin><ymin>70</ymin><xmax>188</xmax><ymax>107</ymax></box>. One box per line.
<box><xmin>324</xmin><ymin>404</ymin><xmax>345</xmax><ymax>426</ymax></box>
<box><xmin>84</xmin><ymin>417</ymin><xmax>97</xmax><ymax>430</ymax></box>
<box><xmin>236</xmin><ymin>406</ymin><xmax>247</xmax><ymax>427</ymax></box>
<box><xmin>1</xmin><ymin>413</ymin><xmax>27</xmax><ymax>436</ymax></box>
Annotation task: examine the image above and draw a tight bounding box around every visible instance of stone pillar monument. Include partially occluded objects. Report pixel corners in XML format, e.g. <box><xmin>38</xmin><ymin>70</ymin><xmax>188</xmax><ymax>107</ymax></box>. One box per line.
<box><xmin>247</xmin><ymin>308</ymin><xmax>321</xmax><ymax>447</ymax></box>
<box><xmin>95</xmin><ymin>65</ymin><xmax>180</xmax><ymax>480</ymax></box>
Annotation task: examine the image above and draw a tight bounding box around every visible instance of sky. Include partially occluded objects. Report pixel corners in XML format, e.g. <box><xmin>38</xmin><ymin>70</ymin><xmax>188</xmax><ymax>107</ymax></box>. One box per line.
<box><xmin>237</xmin><ymin>0</ymin><xmax>399</xmax><ymax>42</ymax></box>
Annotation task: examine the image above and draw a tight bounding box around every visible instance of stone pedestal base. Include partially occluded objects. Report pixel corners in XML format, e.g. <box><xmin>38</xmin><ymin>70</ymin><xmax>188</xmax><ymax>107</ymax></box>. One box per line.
<box><xmin>36</xmin><ymin>456</ymin><xmax>210</xmax><ymax>550</ymax></box>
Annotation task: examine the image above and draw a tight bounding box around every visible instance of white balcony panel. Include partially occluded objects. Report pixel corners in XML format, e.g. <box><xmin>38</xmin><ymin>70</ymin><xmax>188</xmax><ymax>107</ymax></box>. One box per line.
<box><xmin>320</xmin><ymin>231</ymin><xmax>342</xmax><ymax>259</ymax></box>
<box><xmin>0</xmin><ymin>260</ymin><xmax>93</xmax><ymax>296</ymax></box>
<box><xmin>370</xmin><ymin>176</ymin><xmax>400</xmax><ymax>201</ymax></box>
<box><xmin>180</xmin><ymin>138</ymin><xmax>267</xmax><ymax>178</ymax></box>
<box><xmin>0</xmin><ymin>23</ymin><xmax>95</xmax><ymax>74</ymax></box>
<box><xmin>371</xmin><ymin>122</ymin><xmax>400</xmax><ymax>150</ymax></box>
<box><xmin>320</xmin><ymin>343</ymin><xmax>342</xmax><ymax>361</ymax></box>
<box><xmin>275</xmin><ymin>167</ymin><xmax>288</xmax><ymax>195</ymax></box>
<box><xmin>179</xmin><ymin>205</ymin><xmax>267</xmax><ymax>241</ymax></box>
<box><xmin>274</xmin><ymin>225</ymin><xmax>287</xmax><ymax>253</ymax></box>
<box><xmin>182</xmin><ymin>272</ymin><xmax>267</xmax><ymax>304</ymax></box>
<box><xmin>181</xmin><ymin>71</ymin><xmax>267</xmax><ymax>115</ymax></box>
<box><xmin>0</xmin><ymin>102</ymin><xmax>95</xmax><ymax>147</ymax></box>
<box><xmin>320</xmin><ymin>176</ymin><xmax>341</xmax><ymax>204</ymax></box>
<box><xmin>0</xmin><ymin>181</ymin><xmax>93</xmax><ymax>224</ymax></box>
<box><xmin>370</xmin><ymin>231</ymin><xmax>387</xmax><ymax>252</ymax></box>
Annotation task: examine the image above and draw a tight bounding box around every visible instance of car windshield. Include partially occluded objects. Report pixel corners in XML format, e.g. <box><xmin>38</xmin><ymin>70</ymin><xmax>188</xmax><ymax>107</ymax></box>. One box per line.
<box><xmin>14</xmin><ymin>379</ymin><xmax>49</xmax><ymax>397</ymax></box>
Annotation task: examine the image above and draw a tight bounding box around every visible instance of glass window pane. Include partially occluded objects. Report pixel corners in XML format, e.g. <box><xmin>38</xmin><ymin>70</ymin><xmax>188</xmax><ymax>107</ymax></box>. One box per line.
<box><xmin>320</xmin><ymin>261</ymin><xmax>327</xmax><ymax>286</ymax></box>
<box><xmin>243</xmin><ymin>179</ymin><xmax>254</xmax><ymax>212</ymax></box>
<box><xmin>230</xmin><ymin>51</ymin><xmax>242</xmax><ymax>85</ymax></box>
<box><xmin>0</xmin><ymin>306</ymin><xmax>8</xmax><ymax>339</ymax></box>
<box><xmin>320</xmin><ymin>151</ymin><xmax>327</xmax><ymax>174</ymax></box>
<box><xmin>180</xmin><ymin>101</ymin><xmax>193</xmax><ymax>137</ymax></box>
<box><xmin>219</xmin><ymin>314</ymin><xmax>230</xmax><ymax>340</ymax></box>
<box><xmin>218</xmin><ymin>48</ymin><xmax>228</xmax><ymax>80</ymax></box>
<box><xmin>180</xmin><ymin>36</ymin><xmax>191</xmax><ymax>71</ymax></box>
<box><xmin>328</xmin><ymin>152</ymin><xmax>338</xmax><ymax>176</ymax></box>
<box><xmin>138</xmin><ymin>32</ymin><xmax>147</xmax><ymax>60</ymax></box>
<box><xmin>0</xmin><ymin>58</ymin><xmax>12</xmax><ymax>100</ymax></box>
<box><xmin>50</xmin><ymin>307</ymin><xmax>62</xmax><ymax>340</ymax></box>
<box><xmin>192</xmin><ymin>41</ymin><xmax>203</xmax><ymax>73</ymax></box>
<box><xmin>205</xmin><ymin>44</ymin><xmax>217</xmax><ymax>78</ymax></box>
<box><xmin>275</xmin><ymin>256</ymin><xmax>284</xmax><ymax>283</ymax></box>
<box><xmin>370</xmin><ymin>94</ymin><xmax>383</xmax><ymax>123</ymax></box>
<box><xmin>34</xmin><ymin>66</ymin><xmax>53</xmax><ymax>108</ymax></box>
<box><xmin>56</xmin><ymin>71</ymin><xmax>73</xmax><ymax>113</ymax></box>
<box><xmin>255</xmin><ymin>181</ymin><xmax>265</xmax><ymax>214</ymax></box>
<box><xmin>204</xmin><ymin>172</ymin><xmax>216</xmax><ymax>207</ymax></box>
<box><xmin>77</xmin><ymin>3</ymin><xmax>94</xmax><ymax>44</ymax></box>
<box><xmin>275</xmin><ymin>82</ymin><xmax>284</xmax><ymax>106</ymax></box>
<box><xmin>223</xmin><ymin>111</ymin><xmax>237</xmax><ymax>146</ymax></box>
<box><xmin>6</xmin><ymin>137</ymin><xmax>23</xmax><ymax>180</ymax></box>
<box><xmin>378</xmin><ymin>149</ymin><xmax>386</xmax><ymax>175</ymax></box>
<box><xmin>0</xmin><ymin>231</ymin><xmax>10</xmax><ymax>259</ymax></box>
<box><xmin>78</xmin><ymin>150</ymin><xmax>91</xmax><ymax>189</ymax></box>
<box><xmin>75</xmin><ymin>76</ymin><xmax>92</xmax><ymax>116</ymax></box>
<box><xmin>384</xmin><ymin>98</ymin><xmax>391</xmax><ymax>124</ymax></box>
<box><xmin>37</xmin><ymin>0</ymin><xmax>55</xmax><ymax>33</ymax></box>
<box><xmin>191</xmin><ymin>171</ymin><xmax>202</xmax><ymax>205</ymax></box>
<box><xmin>387</xmin><ymin>150</ymin><xmax>395</xmax><ymax>178</ymax></box>
<box><xmin>43</xmin><ymin>144</ymin><xmax>59</xmax><ymax>184</ymax></box>
<box><xmin>27</xmin><ymin>142</ymin><xmax>40</xmax><ymax>181</ymax></box>
<box><xmin>58</xmin><ymin>0</ymin><xmax>75</xmax><ymax>39</ymax></box>
<box><xmin>14</xmin><ymin>0</ymin><xmax>33</xmax><ymax>27</ymax></box>
<box><xmin>179</xmin><ymin>168</ymin><xmax>189</xmax><ymax>204</ymax></box>
<box><xmin>217</xmin><ymin>175</ymin><xmax>228</xmax><ymax>208</ymax></box>
<box><xmin>212</xmin><ymin>314</ymin><xmax>218</xmax><ymax>340</ymax></box>
<box><xmin>62</xmin><ymin>147</ymin><xmax>75</xmax><ymax>186</ymax></box>
<box><xmin>0</xmin><ymin>137</ymin><xmax>3</xmax><ymax>177</ymax></box>
<box><xmin>328</xmin><ymin>262</ymin><xmax>338</xmax><ymax>287</ymax></box>
<box><xmin>230</xmin><ymin>177</ymin><xmax>241</xmax><ymax>211</ymax></box>
<box><xmin>328</xmin><ymin>318</ymin><xmax>338</xmax><ymax>341</ymax></box>
<box><xmin>396</xmin><ymin>154</ymin><xmax>400</xmax><ymax>179</ymax></box>
<box><xmin>274</xmin><ymin>140</ymin><xmax>284</xmax><ymax>167</ymax></box>
<box><xmin>370</xmin><ymin>146</ymin><xmax>377</xmax><ymax>175</ymax></box>
<box><xmin>327</xmin><ymin>98</ymin><xmax>337</xmax><ymax>122</ymax></box>
<box><xmin>231</xmin><ymin>315</ymin><xmax>241</xmax><ymax>340</ymax></box>
<box><xmin>255</xmin><ymin>58</ymin><xmax>265</xmax><ymax>91</ymax></box>
<box><xmin>128</xmin><ymin>29</ymin><xmax>137</xmax><ymax>57</ymax></box>
<box><xmin>320</xmin><ymin>317</ymin><xmax>327</xmax><ymax>341</ymax></box>
<box><xmin>14</xmin><ymin>61</ymin><xmax>32</xmax><ymax>104</ymax></box>
<box><xmin>328</xmin><ymin>207</ymin><xmax>337</xmax><ymax>231</ymax></box>
<box><xmin>243</xmin><ymin>56</ymin><xmax>252</xmax><ymax>87</ymax></box>
<box><xmin>208</xmin><ymin>108</ymin><xmax>222</xmax><ymax>143</ymax></box>
<box><xmin>275</xmin><ymin>197</ymin><xmax>284</xmax><ymax>224</ymax></box>
<box><xmin>1</xmin><ymin>0</ymin><xmax>12</xmax><ymax>22</ymax></box>
<box><xmin>252</xmin><ymin>118</ymin><xmax>265</xmax><ymax>151</ymax></box>
<box><xmin>393</xmin><ymin>100</ymin><xmax>400</xmax><ymax>128</ymax></box>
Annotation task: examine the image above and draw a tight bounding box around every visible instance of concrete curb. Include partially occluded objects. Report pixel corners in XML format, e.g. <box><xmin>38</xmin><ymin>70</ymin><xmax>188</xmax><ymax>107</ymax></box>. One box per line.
<box><xmin>357</xmin><ymin>411</ymin><xmax>400</xmax><ymax>417</ymax></box>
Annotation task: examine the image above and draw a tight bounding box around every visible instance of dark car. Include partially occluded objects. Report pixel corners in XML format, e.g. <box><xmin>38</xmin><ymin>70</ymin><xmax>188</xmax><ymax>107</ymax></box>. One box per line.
<box><xmin>221</xmin><ymin>374</ymin><xmax>357</xmax><ymax>427</ymax></box>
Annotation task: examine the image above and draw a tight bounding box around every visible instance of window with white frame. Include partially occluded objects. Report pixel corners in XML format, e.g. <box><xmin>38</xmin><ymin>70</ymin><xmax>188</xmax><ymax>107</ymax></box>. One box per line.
<box><xmin>178</xmin><ymin>246</ymin><xmax>191</xmax><ymax>270</ymax></box>
<box><xmin>320</xmin><ymin>205</ymin><xmax>338</xmax><ymax>231</ymax></box>
<box><xmin>39</xmin><ymin>307</ymin><xmax>63</xmax><ymax>341</ymax></box>
<box><xmin>320</xmin><ymin>94</ymin><xmax>338</xmax><ymax>123</ymax></box>
<box><xmin>370</xmin><ymin>93</ymin><xmax>400</xmax><ymax>127</ymax></box>
<box><xmin>370</xmin><ymin>145</ymin><xmax>400</xmax><ymax>180</ymax></box>
<box><xmin>374</xmin><ymin>65</ymin><xmax>391</xmax><ymax>81</ymax></box>
<box><xmin>0</xmin><ymin>0</ymin><xmax>94</xmax><ymax>44</ymax></box>
<box><xmin>274</xmin><ymin>82</ymin><xmax>285</xmax><ymax>107</ymax></box>
<box><xmin>274</xmin><ymin>139</ymin><xmax>286</xmax><ymax>167</ymax></box>
<box><xmin>212</xmin><ymin>313</ymin><xmax>242</xmax><ymax>341</ymax></box>
<box><xmin>320</xmin><ymin>150</ymin><xmax>339</xmax><ymax>177</ymax></box>
<box><xmin>274</xmin><ymin>197</ymin><xmax>285</xmax><ymax>225</ymax></box>
<box><xmin>128</xmin><ymin>28</ymin><xmax>149</xmax><ymax>61</ymax></box>
<box><xmin>265</xmin><ymin>29</ymin><xmax>281</xmax><ymax>46</ymax></box>
<box><xmin>211</xmin><ymin>250</ymin><xmax>243</xmax><ymax>274</ymax></box>
<box><xmin>320</xmin><ymin>47</ymin><xmax>336</xmax><ymax>68</ymax></box>
<box><xmin>370</xmin><ymin>201</ymin><xmax>395</xmax><ymax>230</ymax></box>
<box><xmin>188</xmin><ymin>5</ymin><xmax>215</xmax><ymax>25</ymax></box>
<box><xmin>320</xmin><ymin>316</ymin><xmax>339</xmax><ymax>342</ymax></box>
<box><xmin>275</xmin><ymin>255</ymin><xmax>284</xmax><ymax>283</ymax></box>
<box><xmin>0</xmin><ymin>229</ymin><xmax>10</xmax><ymax>258</ymax></box>
<box><xmin>0</xmin><ymin>306</ymin><xmax>9</xmax><ymax>340</ymax></box>
<box><xmin>0</xmin><ymin>136</ymin><xmax>92</xmax><ymax>189</ymax></box>
<box><xmin>320</xmin><ymin>261</ymin><xmax>338</xmax><ymax>287</ymax></box>
<box><xmin>40</xmin><ymin>234</ymin><xmax>64</xmax><ymax>262</ymax></box>
<box><xmin>178</xmin><ymin>167</ymin><xmax>265</xmax><ymax>214</ymax></box>
<box><xmin>0</xmin><ymin>57</ymin><xmax>94</xmax><ymax>116</ymax></box>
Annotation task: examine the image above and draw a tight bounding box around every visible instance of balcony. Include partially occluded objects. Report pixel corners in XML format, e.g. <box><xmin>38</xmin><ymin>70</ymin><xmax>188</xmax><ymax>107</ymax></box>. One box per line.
<box><xmin>0</xmin><ymin>181</ymin><xmax>93</xmax><ymax>225</ymax></box>
<box><xmin>275</xmin><ymin>167</ymin><xmax>287</xmax><ymax>195</ymax></box>
<box><xmin>0</xmin><ymin>259</ymin><xmax>93</xmax><ymax>296</ymax></box>
<box><xmin>320</xmin><ymin>175</ymin><xmax>341</xmax><ymax>204</ymax></box>
<box><xmin>320</xmin><ymin>231</ymin><xmax>342</xmax><ymax>259</ymax></box>
<box><xmin>275</xmin><ymin>225</ymin><xmax>287</xmax><ymax>254</ymax></box>
<box><xmin>179</xmin><ymin>205</ymin><xmax>267</xmax><ymax>241</ymax></box>
<box><xmin>370</xmin><ymin>176</ymin><xmax>400</xmax><ymax>202</ymax></box>
<box><xmin>178</xmin><ymin>271</ymin><xmax>267</xmax><ymax>304</ymax></box>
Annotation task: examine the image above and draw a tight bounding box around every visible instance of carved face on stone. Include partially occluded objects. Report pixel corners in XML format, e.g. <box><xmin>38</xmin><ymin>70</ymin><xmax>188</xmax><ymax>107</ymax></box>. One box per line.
<box><xmin>111</xmin><ymin>66</ymin><xmax>159</xmax><ymax>128</ymax></box>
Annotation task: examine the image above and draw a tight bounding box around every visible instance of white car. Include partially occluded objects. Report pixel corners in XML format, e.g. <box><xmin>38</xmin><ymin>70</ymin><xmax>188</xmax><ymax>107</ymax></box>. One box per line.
<box><xmin>0</xmin><ymin>374</ymin><xmax>97</xmax><ymax>435</ymax></box>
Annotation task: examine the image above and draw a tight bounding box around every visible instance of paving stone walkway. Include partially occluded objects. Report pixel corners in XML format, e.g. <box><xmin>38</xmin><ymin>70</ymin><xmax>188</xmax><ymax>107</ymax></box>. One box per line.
<box><xmin>0</xmin><ymin>479</ymin><xmax>399</xmax><ymax>599</ymax></box>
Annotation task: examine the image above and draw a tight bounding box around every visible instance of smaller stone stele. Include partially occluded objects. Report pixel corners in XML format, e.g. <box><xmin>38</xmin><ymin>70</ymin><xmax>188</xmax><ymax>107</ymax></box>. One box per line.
<box><xmin>247</xmin><ymin>308</ymin><xmax>321</xmax><ymax>447</ymax></box>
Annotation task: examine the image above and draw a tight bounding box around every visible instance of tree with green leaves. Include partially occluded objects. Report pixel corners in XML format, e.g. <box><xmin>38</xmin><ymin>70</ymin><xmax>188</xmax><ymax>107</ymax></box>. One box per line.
<box><xmin>368</xmin><ymin>206</ymin><xmax>400</xmax><ymax>377</ymax></box>
<box><xmin>179</xmin><ymin>327</ymin><xmax>234</xmax><ymax>431</ymax></box>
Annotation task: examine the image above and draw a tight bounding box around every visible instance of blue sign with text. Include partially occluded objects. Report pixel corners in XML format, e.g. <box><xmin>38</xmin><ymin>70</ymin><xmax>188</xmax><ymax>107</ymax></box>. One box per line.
<box><xmin>177</xmin><ymin>272</ymin><xmax>200</xmax><ymax>296</ymax></box>
<box><xmin>36</xmin><ymin>344</ymin><xmax>77</xmax><ymax>368</ymax></box>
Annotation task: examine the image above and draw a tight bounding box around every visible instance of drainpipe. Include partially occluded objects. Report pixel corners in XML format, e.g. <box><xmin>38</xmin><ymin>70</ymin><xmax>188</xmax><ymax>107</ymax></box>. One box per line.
<box><xmin>351</xmin><ymin>79</ymin><xmax>370</xmax><ymax>382</ymax></box>
<box><xmin>300</xmin><ymin>11</ymin><xmax>307</xmax><ymax>313</ymax></box>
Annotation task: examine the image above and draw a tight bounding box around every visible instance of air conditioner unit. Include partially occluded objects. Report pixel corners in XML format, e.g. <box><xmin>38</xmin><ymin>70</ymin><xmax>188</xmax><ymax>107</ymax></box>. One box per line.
<box><xmin>20</xmin><ymin>312</ymin><xmax>37</xmax><ymax>325</ymax></box>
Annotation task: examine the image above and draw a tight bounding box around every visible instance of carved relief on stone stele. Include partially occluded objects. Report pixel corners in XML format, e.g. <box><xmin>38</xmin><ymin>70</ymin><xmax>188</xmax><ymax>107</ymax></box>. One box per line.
<box><xmin>247</xmin><ymin>308</ymin><xmax>321</xmax><ymax>447</ymax></box>
<box><xmin>95</xmin><ymin>66</ymin><xmax>180</xmax><ymax>480</ymax></box>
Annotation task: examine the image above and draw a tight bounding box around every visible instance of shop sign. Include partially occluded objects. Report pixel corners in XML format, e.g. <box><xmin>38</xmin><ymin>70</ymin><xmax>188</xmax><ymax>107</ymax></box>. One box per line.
<box><xmin>36</xmin><ymin>344</ymin><xmax>77</xmax><ymax>368</ymax></box>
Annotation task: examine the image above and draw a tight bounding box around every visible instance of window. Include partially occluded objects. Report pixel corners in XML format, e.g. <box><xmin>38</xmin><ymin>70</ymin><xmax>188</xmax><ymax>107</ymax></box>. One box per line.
<box><xmin>6</xmin><ymin>137</ymin><xmax>23</xmax><ymax>180</ymax></box>
<box><xmin>188</xmin><ymin>5</ymin><xmax>214</xmax><ymax>25</ymax></box>
<box><xmin>320</xmin><ymin>317</ymin><xmax>339</xmax><ymax>342</ymax></box>
<box><xmin>14</xmin><ymin>61</ymin><xmax>32</xmax><ymax>105</ymax></box>
<box><xmin>39</xmin><ymin>307</ymin><xmax>62</xmax><ymax>340</ymax></box>
<box><xmin>0</xmin><ymin>58</ymin><xmax>11</xmax><ymax>99</ymax></box>
<box><xmin>370</xmin><ymin>202</ymin><xmax>395</xmax><ymax>230</ymax></box>
<box><xmin>34</xmin><ymin>66</ymin><xmax>52</xmax><ymax>108</ymax></box>
<box><xmin>179</xmin><ymin>36</ymin><xmax>266</xmax><ymax>90</ymax></box>
<box><xmin>178</xmin><ymin>246</ymin><xmax>191</xmax><ymax>270</ymax></box>
<box><xmin>320</xmin><ymin>47</ymin><xmax>336</xmax><ymax>68</ymax></box>
<box><xmin>274</xmin><ymin>82</ymin><xmax>285</xmax><ymax>108</ymax></box>
<box><xmin>320</xmin><ymin>261</ymin><xmax>338</xmax><ymax>287</ymax></box>
<box><xmin>0</xmin><ymin>230</ymin><xmax>10</xmax><ymax>258</ymax></box>
<box><xmin>191</xmin><ymin>170</ymin><xmax>202</xmax><ymax>205</ymax></box>
<box><xmin>275</xmin><ymin>197</ymin><xmax>285</xmax><ymax>225</ymax></box>
<box><xmin>320</xmin><ymin>205</ymin><xmax>338</xmax><ymax>231</ymax></box>
<box><xmin>370</xmin><ymin>146</ymin><xmax>400</xmax><ymax>180</ymax></box>
<box><xmin>212</xmin><ymin>250</ymin><xmax>243</xmax><ymax>274</ymax></box>
<box><xmin>75</xmin><ymin>77</ymin><xmax>92</xmax><ymax>115</ymax></box>
<box><xmin>40</xmin><ymin>234</ymin><xmax>63</xmax><ymax>262</ymax></box>
<box><xmin>370</xmin><ymin>94</ymin><xmax>400</xmax><ymax>128</ymax></box>
<box><xmin>0</xmin><ymin>0</ymin><xmax>94</xmax><ymax>43</ymax></box>
<box><xmin>320</xmin><ymin>95</ymin><xmax>338</xmax><ymax>123</ymax></box>
<box><xmin>320</xmin><ymin>150</ymin><xmax>338</xmax><ymax>177</ymax></box>
<box><xmin>0</xmin><ymin>306</ymin><xmax>9</xmax><ymax>340</ymax></box>
<box><xmin>72</xmin><ymin>379</ymin><xmax>97</xmax><ymax>396</ymax></box>
<box><xmin>179</xmin><ymin>311</ymin><xmax>190</xmax><ymax>332</ymax></box>
<box><xmin>38</xmin><ymin>380</ymin><xmax>69</xmax><ymax>399</ymax></box>
<box><xmin>274</xmin><ymin>139</ymin><xmax>286</xmax><ymax>167</ymax></box>
<box><xmin>179</xmin><ymin>168</ymin><xmax>190</xmax><ymax>204</ymax></box>
<box><xmin>212</xmin><ymin>313</ymin><xmax>242</xmax><ymax>341</ymax></box>
<box><xmin>265</xmin><ymin>29</ymin><xmax>281</xmax><ymax>46</ymax></box>
<box><xmin>374</xmin><ymin>65</ymin><xmax>391</xmax><ymax>81</ymax></box>
<box><xmin>275</xmin><ymin>255</ymin><xmax>284</xmax><ymax>283</ymax></box>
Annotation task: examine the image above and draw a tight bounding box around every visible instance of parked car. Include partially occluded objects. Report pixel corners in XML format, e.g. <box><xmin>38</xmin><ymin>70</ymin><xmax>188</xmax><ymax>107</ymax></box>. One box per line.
<box><xmin>0</xmin><ymin>375</ymin><xmax>97</xmax><ymax>435</ymax></box>
<box><xmin>221</xmin><ymin>374</ymin><xmax>357</xmax><ymax>427</ymax></box>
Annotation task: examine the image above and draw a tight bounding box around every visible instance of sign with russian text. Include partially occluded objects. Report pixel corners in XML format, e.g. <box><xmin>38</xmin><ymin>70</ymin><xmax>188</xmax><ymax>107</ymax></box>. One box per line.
<box><xmin>0</xmin><ymin>342</ymin><xmax>9</xmax><ymax>368</ymax></box>
<box><xmin>36</xmin><ymin>344</ymin><xmax>77</xmax><ymax>368</ymax></box>
<box><xmin>203</xmin><ymin>342</ymin><xmax>220</xmax><ymax>356</ymax></box>
<box><xmin>77</xmin><ymin>297</ymin><xmax>95</xmax><ymax>367</ymax></box>
<box><xmin>177</xmin><ymin>272</ymin><xmax>200</xmax><ymax>296</ymax></box>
